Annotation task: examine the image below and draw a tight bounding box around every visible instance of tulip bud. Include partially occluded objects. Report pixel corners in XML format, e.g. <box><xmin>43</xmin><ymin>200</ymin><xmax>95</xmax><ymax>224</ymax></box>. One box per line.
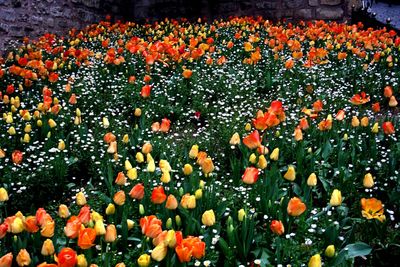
<box><xmin>343</xmin><ymin>133</ymin><xmax>348</xmax><ymax>141</ymax></box>
<box><xmin>202</xmin><ymin>210</ymin><xmax>216</xmax><ymax>226</ymax></box>
<box><xmin>105</xmin><ymin>224</ymin><xmax>117</xmax><ymax>243</ymax></box>
<box><xmin>175</xmin><ymin>215</ymin><xmax>181</xmax><ymax>228</ymax></box>
<box><xmin>183</xmin><ymin>164</ymin><xmax>193</xmax><ymax>175</ymax></box>
<box><xmin>360</xmin><ymin>117</ymin><xmax>369</xmax><ymax>127</ymax></box>
<box><xmin>134</xmin><ymin>108</ymin><xmax>142</xmax><ymax>117</ymax></box>
<box><xmin>229</xmin><ymin>132</ymin><xmax>240</xmax><ymax>145</ymax></box>
<box><xmin>195</xmin><ymin>189</ymin><xmax>203</xmax><ymax>199</ymax></box>
<box><xmin>325</xmin><ymin>245</ymin><xmax>335</xmax><ymax>258</ymax></box>
<box><xmin>160</xmin><ymin>171</ymin><xmax>171</xmax><ymax>183</ymax></box>
<box><xmin>389</xmin><ymin>96</ymin><xmax>398</xmax><ymax>107</ymax></box>
<box><xmin>125</xmin><ymin>160</ymin><xmax>133</xmax><ymax>170</ymax></box>
<box><xmin>0</xmin><ymin>188</ymin><xmax>9</xmax><ymax>202</ymax></box>
<box><xmin>308</xmin><ymin>254</ymin><xmax>321</xmax><ymax>267</ymax></box>
<box><xmin>41</xmin><ymin>239</ymin><xmax>55</xmax><ymax>256</ymax></box>
<box><xmin>142</xmin><ymin>143</ymin><xmax>152</xmax><ymax>154</ymax></box>
<box><xmin>147</xmin><ymin>159</ymin><xmax>155</xmax><ymax>173</ymax></box>
<box><xmin>102</xmin><ymin>117</ymin><xmax>110</xmax><ymax>128</ymax></box>
<box><xmin>270</xmin><ymin>220</ymin><xmax>284</xmax><ymax>235</ymax></box>
<box><xmin>363</xmin><ymin>173</ymin><xmax>374</xmax><ymax>188</ymax></box>
<box><xmin>11</xmin><ymin>217</ymin><xmax>24</xmax><ymax>234</ymax></box>
<box><xmin>76</xmin><ymin>192</ymin><xmax>87</xmax><ymax>206</ymax></box>
<box><xmin>249</xmin><ymin>153</ymin><xmax>257</xmax><ymax>164</ymax></box>
<box><xmin>94</xmin><ymin>220</ymin><xmax>106</xmax><ymax>235</ymax></box>
<box><xmin>106</xmin><ymin>203</ymin><xmax>115</xmax><ymax>215</ymax></box>
<box><xmin>77</xmin><ymin>254</ymin><xmax>88</xmax><ymax>267</ymax></box>
<box><xmin>127</xmin><ymin>219</ymin><xmax>135</xmax><ymax>230</ymax></box>
<box><xmin>7</xmin><ymin>126</ymin><xmax>16</xmax><ymax>135</ymax></box>
<box><xmin>113</xmin><ymin>191</ymin><xmax>126</xmax><ymax>206</ymax></box>
<box><xmin>0</xmin><ymin>253</ymin><xmax>13</xmax><ymax>267</ymax></box>
<box><xmin>58</xmin><ymin>204</ymin><xmax>70</xmax><ymax>218</ymax></box>
<box><xmin>245</xmin><ymin>123</ymin><xmax>251</xmax><ymax>131</ymax></box>
<box><xmin>371</xmin><ymin>122</ymin><xmax>379</xmax><ymax>133</ymax></box>
<box><xmin>127</xmin><ymin>168</ymin><xmax>137</xmax><ymax>180</ymax></box>
<box><xmin>307</xmin><ymin>173</ymin><xmax>317</xmax><ymax>186</ymax></box>
<box><xmin>255</xmin><ymin>155</ymin><xmax>267</xmax><ymax>170</ymax></box>
<box><xmin>76</xmin><ymin>108</ymin><xmax>81</xmax><ymax>117</ymax></box>
<box><xmin>189</xmin><ymin>144</ymin><xmax>199</xmax><ymax>159</ymax></box>
<box><xmin>136</xmin><ymin>152</ymin><xmax>144</xmax><ymax>163</ymax></box>
<box><xmin>283</xmin><ymin>165</ymin><xmax>296</xmax><ymax>181</ymax></box>
<box><xmin>137</xmin><ymin>254</ymin><xmax>151</xmax><ymax>267</ymax></box>
<box><xmin>24</xmin><ymin>124</ymin><xmax>31</xmax><ymax>133</ymax></box>
<box><xmin>329</xmin><ymin>189</ymin><xmax>342</xmax><ymax>206</ymax></box>
<box><xmin>238</xmin><ymin>209</ymin><xmax>246</xmax><ymax>222</ymax></box>
<box><xmin>351</xmin><ymin>116</ymin><xmax>360</xmax><ymax>127</ymax></box>
<box><xmin>270</xmin><ymin>148</ymin><xmax>279</xmax><ymax>161</ymax></box>
<box><xmin>48</xmin><ymin>119</ymin><xmax>57</xmax><ymax>128</ymax></box>
<box><xmin>151</xmin><ymin>245</ymin><xmax>167</xmax><ymax>262</ymax></box>
<box><xmin>58</xmin><ymin>140</ymin><xmax>66</xmax><ymax>151</ymax></box>
<box><xmin>16</xmin><ymin>249</ymin><xmax>31</xmax><ymax>267</ymax></box>
<box><xmin>166</xmin><ymin>218</ymin><xmax>173</xmax><ymax>229</ymax></box>
<box><xmin>139</xmin><ymin>204</ymin><xmax>145</xmax><ymax>215</ymax></box>
<box><xmin>122</xmin><ymin>134</ymin><xmax>129</xmax><ymax>144</ymax></box>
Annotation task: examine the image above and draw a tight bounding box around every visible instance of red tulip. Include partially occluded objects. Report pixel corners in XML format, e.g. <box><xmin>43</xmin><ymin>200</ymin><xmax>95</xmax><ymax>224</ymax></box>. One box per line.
<box><xmin>151</xmin><ymin>186</ymin><xmax>167</xmax><ymax>204</ymax></box>
<box><xmin>243</xmin><ymin>130</ymin><xmax>261</xmax><ymax>149</ymax></box>
<box><xmin>242</xmin><ymin>167</ymin><xmax>259</xmax><ymax>184</ymax></box>
<box><xmin>382</xmin><ymin>121</ymin><xmax>395</xmax><ymax>135</ymax></box>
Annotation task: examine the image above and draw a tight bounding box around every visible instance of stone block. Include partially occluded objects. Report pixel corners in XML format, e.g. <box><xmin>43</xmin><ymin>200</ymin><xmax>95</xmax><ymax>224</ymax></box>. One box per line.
<box><xmin>255</xmin><ymin>1</ymin><xmax>279</xmax><ymax>10</ymax></box>
<box><xmin>316</xmin><ymin>6</ymin><xmax>344</xmax><ymax>19</ymax></box>
<box><xmin>295</xmin><ymin>8</ymin><xmax>313</xmax><ymax>19</ymax></box>
<box><xmin>239</xmin><ymin>1</ymin><xmax>253</xmax><ymax>11</ymax></box>
<box><xmin>283</xmin><ymin>0</ymin><xmax>305</xmax><ymax>9</ymax></box>
<box><xmin>321</xmin><ymin>0</ymin><xmax>341</xmax><ymax>5</ymax></box>
<box><xmin>309</xmin><ymin>0</ymin><xmax>318</xmax><ymax>6</ymax></box>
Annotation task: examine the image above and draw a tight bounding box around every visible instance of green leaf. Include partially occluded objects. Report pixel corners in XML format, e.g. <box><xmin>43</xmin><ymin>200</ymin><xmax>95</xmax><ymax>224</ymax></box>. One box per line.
<box><xmin>345</xmin><ymin>242</ymin><xmax>372</xmax><ymax>259</ymax></box>
<box><xmin>322</xmin><ymin>142</ymin><xmax>332</xmax><ymax>160</ymax></box>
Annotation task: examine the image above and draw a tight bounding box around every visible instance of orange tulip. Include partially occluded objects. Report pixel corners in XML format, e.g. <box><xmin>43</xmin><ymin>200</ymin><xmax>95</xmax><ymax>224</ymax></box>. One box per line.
<box><xmin>115</xmin><ymin>172</ymin><xmax>126</xmax><ymax>186</ymax></box>
<box><xmin>103</xmin><ymin>132</ymin><xmax>116</xmax><ymax>144</ymax></box>
<box><xmin>382</xmin><ymin>121</ymin><xmax>395</xmax><ymax>135</ymax></box>
<box><xmin>57</xmin><ymin>248</ymin><xmax>77</xmax><ymax>267</ymax></box>
<box><xmin>151</xmin><ymin>186</ymin><xmax>167</xmax><ymax>204</ymax></box>
<box><xmin>361</xmin><ymin>198</ymin><xmax>386</xmax><ymax>222</ymax></box>
<box><xmin>113</xmin><ymin>191</ymin><xmax>126</xmax><ymax>206</ymax></box>
<box><xmin>242</xmin><ymin>167</ymin><xmax>259</xmax><ymax>184</ymax></box>
<box><xmin>140</xmin><ymin>85</ymin><xmax>151</xmax><ymax>98</ymax></box>
<box><xmin>129</xmin><ymin>184</ymin><xmax>145</xmax><ymax>200</ymax></box>
<box><xmin>287</xmin><ymin>197</ymin><xmax>306</xmax><ymax>216</ymax></box>
<box><xmin>299</xmin><ymin>117</ymin><xmax>309</xmax><ymax>130</ymax></box>
<box><xmin>105</xmin><ymin>224</ymin><xmax>117</xmax><ymax>243</ymax></box>
<box><xmin>350</xmin><ymin>92</ymin><xmax>370</xmax><ymax>105</ymax></box>
<box><xmin>78</xmin><ymin>227</ymin><xmax>96</xmax><ymax>249</ymax></box>
<box><xmin>335</xmin><ymin>110</ymin><xmax>345</xmax><ymax>121</ymax></box>
<box><xmin>24</xmin><ymin>216</ymin><xmax>39</xmax><ymax>233</ymax></box>
<box><xmin>16</xmin><ymin>249</ymin><xmax>31</xmax><ymax>266</ymax></box>
<box><xmin>140</xmin><ymin>215</ymin><xmax>162</xmax><ymax>238</ymax></box>
<box><xmin>77</xmin><ymin>206</ymin><xmax>91</xmax><ymax>225</ymax></box>
<box><xmin>384</xmin><ymin>85</ymin><xmax>393</xmax><ymax>98</ymax></box>
<box><xmin>270</xmin><ymin>220</ymin><xmax>284</xmax><ymax>235</ymax></box>
<box><xmin>0</xmin><ymin>253</ymin><xmax>13</xmax><ymax>267</ymax></box>
<box><xmin>243</xmin><ymin>130</ymin><xmax>261</xmax><ymax>149</ymax></box>
<box><xmin>165</xmin><ymin>194</ymin><xmax>178</xmax><ymax>210</ymax></box>
<box><xmin>64</xmin><ymin>216</ymin><xmax>81</xmax><ymax>239</ymax></box>
<box><xmin>182</xmin><ymin>69</ymin><xmax>193</xmax><ymax>79</ymax></box>
<box><xmin>11</xmin><ymin>150</ymin><xmax>23</xmax><ymax>165</ymax></box>
<box><xmin>160</xmin><ymin>118</ymin><xmax>171</xmax><ymax>132</ymax></box>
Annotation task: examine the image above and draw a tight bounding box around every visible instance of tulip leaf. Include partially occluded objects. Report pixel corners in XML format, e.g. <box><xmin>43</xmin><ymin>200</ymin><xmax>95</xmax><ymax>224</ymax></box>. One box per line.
<box><xmin>322</xmin><ymin>142</ymin><xmax>332</xmax><ymax>160</ymax></box>
<box><xmin>345</xmin><ymin>242</ymin><xmax>372</xmax><ymax>259</ymax></box>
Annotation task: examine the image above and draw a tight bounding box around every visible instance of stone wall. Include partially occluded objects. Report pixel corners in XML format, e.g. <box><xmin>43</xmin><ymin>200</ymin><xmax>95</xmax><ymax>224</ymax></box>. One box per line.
<box><xmin>0</xmin><ymin>0</ymin><xmax>355</xmax><ymax>52</ymax></box>
<box><xmin>0</xmin><ymin>0</ymin><xmax>127</xmax><ymax>52</ymax></box>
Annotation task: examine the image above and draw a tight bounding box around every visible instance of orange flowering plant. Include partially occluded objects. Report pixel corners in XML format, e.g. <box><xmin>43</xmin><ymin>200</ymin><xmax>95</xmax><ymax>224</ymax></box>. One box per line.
<box><xmin>0</xmin><ymin>15</ymin><xmax>399</xmax><ymax>267</ymax></box>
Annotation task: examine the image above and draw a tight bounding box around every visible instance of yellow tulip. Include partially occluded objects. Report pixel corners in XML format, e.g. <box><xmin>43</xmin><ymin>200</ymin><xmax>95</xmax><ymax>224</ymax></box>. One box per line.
<box><xmin>325</xmin><ymin>245</ymin><xmax>335</xmax><ymax>258</ymax></box>
<box><xmin>329</xmin><ymin>189</ymin><xmax>342</xmax><ymax>206</ymax></box>
<box><xmin>283</xmin><ymin>166</ymin><xmax>296</xmax><ymax>181</ymax></box>
<box><xmin>41</xmin><ymin>239</ymin><xmax>55</xmax><ymax>256</ymax></box>
<box><xmin>183</xmin><ymin>164</ymin><xmax>193</xmax><ymax>175</ymax></box>
<box><xmin>363</xmin><ymin>173</ymin><xmax>374</xmax><ymax>188</ymax></box>
<box><xmin>308</xmin><ymin>253</ymin><xmax>321</xmax><ymax>267</ymax></box>
<box><xmin>270</xmin><ymin>148</ymin><xmax>279</xmax><ymax>161</ymax></box>
<box><xmin>202</xmin><ymin>210</ymin><xmax>216</xmax><ymax>226</ymax></box>
<box><xmin>0</xmin><ymin>187</ymin><xmax>9</xmax><ymax>202</ymax></box>
<box><xmin>137</xmin><ymin>254</ymin><xmax>151</xmax><ymax>267</ymax></box>
<box><xmin>307</xmin><ymin>173</ymin><xmax>317</xmax><ymax>186</ymax></box>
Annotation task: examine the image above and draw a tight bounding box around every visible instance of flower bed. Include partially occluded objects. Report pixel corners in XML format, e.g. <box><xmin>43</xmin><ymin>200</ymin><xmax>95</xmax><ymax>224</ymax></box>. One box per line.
<box><xmin>0</xmin><ymin>17</ymin><xmax>399</xmax><ymax>266</ymax></box>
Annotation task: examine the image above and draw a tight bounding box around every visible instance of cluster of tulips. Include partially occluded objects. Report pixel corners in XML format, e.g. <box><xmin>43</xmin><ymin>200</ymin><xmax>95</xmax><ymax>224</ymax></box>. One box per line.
<box><xmin>0</xmin><ymin>15</ymin><xmax>399</xmax><ymax>266</ymax></box>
